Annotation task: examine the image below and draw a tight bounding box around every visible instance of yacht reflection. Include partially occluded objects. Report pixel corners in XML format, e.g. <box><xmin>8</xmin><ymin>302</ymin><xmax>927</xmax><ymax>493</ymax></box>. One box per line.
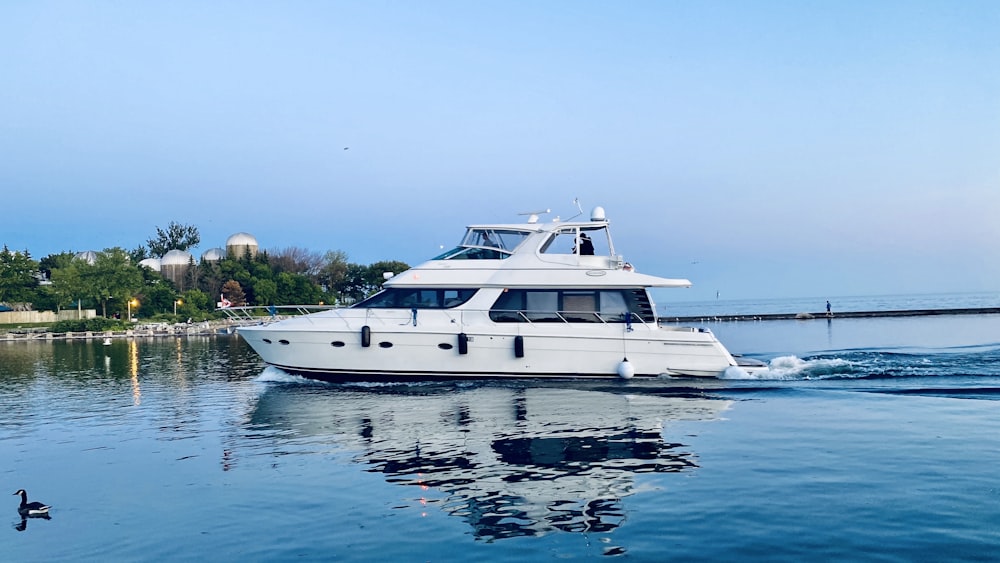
<box><xmin>249</xmin><ymin>383</ymin><xmax>730</xmax><ymax>540</ymax></box>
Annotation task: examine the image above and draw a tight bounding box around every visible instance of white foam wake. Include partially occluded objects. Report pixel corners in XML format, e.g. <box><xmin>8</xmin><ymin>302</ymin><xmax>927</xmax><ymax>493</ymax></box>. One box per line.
<box><xmin>722</xmin><ymin>355</ymin><xmax>854</xmax><ymax>380</ymax></box>
<box><xmin>254</xmin><ymin>366</ymin><xmax>315</xmax><ymax>384</ymax></box>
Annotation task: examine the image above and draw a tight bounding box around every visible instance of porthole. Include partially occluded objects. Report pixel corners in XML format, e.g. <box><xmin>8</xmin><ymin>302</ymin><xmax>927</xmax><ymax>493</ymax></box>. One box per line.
<box><xmin>262</xmin><ymin>338</ymin><xmax>272</xmax><ymax>344</ymax></box>
<box><xmin>331</xmin><ymin>341</ymin><xmax>345</xmax><ymax>347</ymax></box>
<box><xmin>438</xmin><ymin>343</ymin><xmax>453</xmax><ymax>350</ymax></box>
<box><xmin>378</xmin><ymin>341</ymin><xmax>393</xmax><ymax>348</ymax></box>
<box><xmin>278</xmin><ymin>339</ymin><xmax>290</xmax><ymax>345</ymax></box>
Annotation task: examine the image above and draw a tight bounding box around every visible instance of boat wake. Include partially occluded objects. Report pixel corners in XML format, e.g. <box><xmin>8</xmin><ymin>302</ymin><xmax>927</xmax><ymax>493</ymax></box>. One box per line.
<box><xmin>723</xmin><ymin>344</ymin><xmax>1000</xmax><ymax>380</ymax></box>
<box><xmin>254</xmin><ymin>366</ymin><xmax>318</xmax><ymax>384</ymax></box>
<box><xmin>720</xmin><ymin>356</ymin><xmax>854</xmax><ymax>380</ymax></box>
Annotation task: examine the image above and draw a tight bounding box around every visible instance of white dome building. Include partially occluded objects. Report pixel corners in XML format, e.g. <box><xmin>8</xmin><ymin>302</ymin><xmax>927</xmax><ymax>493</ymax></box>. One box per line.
<box><xmin>226</xmin><ymin>232</ymin><xmax>259</xmax><ymax>260</ymax></box>
<box><xmin>161</xmin><ymin>249</ymin><xmax>194</xmax><ymax>286</ymax></box>
<box><xmin>74</xmin><ymin>251</ymin><xmax>98</xmax><ymax>265</ymax></box>
<box><xmin>139</xmin><ymin>257</ymin><xmax>162</xmax><ymax>272</ymax></box>
<box><xmin>201</xmin><ymin>247</ymin><xmax>226</xmax><ymax>262</ymax></box>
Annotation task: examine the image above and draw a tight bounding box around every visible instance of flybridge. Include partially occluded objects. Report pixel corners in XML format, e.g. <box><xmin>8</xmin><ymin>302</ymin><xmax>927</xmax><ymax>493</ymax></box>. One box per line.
<box><xmin>431</xmin><ymin>206</ymin><xmax>619</xmax><ymax>264</ymax></box>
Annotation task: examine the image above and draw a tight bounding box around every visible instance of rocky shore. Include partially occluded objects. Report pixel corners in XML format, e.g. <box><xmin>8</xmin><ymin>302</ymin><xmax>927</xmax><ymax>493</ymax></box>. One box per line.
<box><xmin>0</xmin><ymin>319</ymin><xmax>253</xmax><ymax>341</ymax></box>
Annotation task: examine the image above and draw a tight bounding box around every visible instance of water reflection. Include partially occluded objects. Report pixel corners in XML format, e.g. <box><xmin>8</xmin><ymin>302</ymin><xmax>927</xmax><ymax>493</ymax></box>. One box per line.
<box><xmin>248</xmin><ymin>383</ymin><xmax>730</xmax><ymax>541</ymax></box>
<box><xmin>13</xmin><ymin>513</ymin><xmax>50</xmax><ymax>532</ymax></box>
<box><xmin>129</xmin><ymin>339</ymin><xmax>142</xmax><ymax>406</ymax></box>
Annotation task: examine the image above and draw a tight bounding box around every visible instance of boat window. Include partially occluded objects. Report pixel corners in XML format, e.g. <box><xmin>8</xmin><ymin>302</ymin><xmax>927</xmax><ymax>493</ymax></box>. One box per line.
<box><xmin>539</xmin><ymin>226</ymin><xmax>611</xmax><ymax>256</ymax></box>
<box><xmin>488</xmin><ymin>289</ymin><xmax>654</xmax><ymax>323</ymax></box>
<box><xmin>353</xmin><ymin>288</ymin><xmax>477</xmax><ymax>309</ymax></box>
<box><xmin>461</xmin><ymin>229</ymin><xmax>530</xmax><ymax>252</ymax></box>
<box><xmin>432</xmin><ymin>246</ymin><xmax>509</xmax><ymax>260</ymax></box>
<box><xmin>562</xmin><ymin>291</ymin><xmax>599</xmax><ymax>322</ymax></box>
<box><xmin>525</xmin><ymin>291</ymin><xmax>560</xmax><ymax>322</ymax></box>
<box><xmin>624</xmin><ymin>289</ymin><xmax>655</xmax><ymax>322</ymax></box>
<box><xmin>599</xmin><ymin>291</ymin><xmax>629</xmax><ymax>318</ymax></box>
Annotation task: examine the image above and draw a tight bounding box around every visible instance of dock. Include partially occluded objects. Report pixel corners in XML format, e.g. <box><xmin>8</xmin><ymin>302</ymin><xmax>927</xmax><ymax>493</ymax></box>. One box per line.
<box><xmin>662</xmin><ymin>307</ymin><xmax>1000</xmax><ymax>323</ymax></box>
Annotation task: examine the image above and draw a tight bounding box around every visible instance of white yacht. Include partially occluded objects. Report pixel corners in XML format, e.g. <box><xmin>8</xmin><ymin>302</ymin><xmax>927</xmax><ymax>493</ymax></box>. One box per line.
<box><xmin>237</xmin><ymin>206</ymin><xmax>766</xmax><ymax>380</ymax></box>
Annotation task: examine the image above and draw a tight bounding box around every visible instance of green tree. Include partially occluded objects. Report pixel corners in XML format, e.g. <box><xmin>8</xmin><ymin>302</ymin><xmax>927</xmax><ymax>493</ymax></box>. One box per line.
<box><xmin>197</xmin><ymin>259</ymin><xmax>228</xmax><ymax>303</ymax></box>
<box><xmin>0</xmin><ymin>246</ymin><xmax>39</xmax><ymax>304</ymax></box>
<box><xmin>129</xmin><ymin>245</ymin><xmax>150</xmax><ymax>263</ymax></box>
<box><xmin>49</xmin><ymin>259</ymin><xmax>87</xmax><ymax>312</ymax></box>
<box><xmin>318</xmin><ymin>250</ymin><xmax>349</xmax><ymax>299</ymax></box>
<box><xmin>274</xmin><ymin>272</ymin><xmax>323</xmax><ymax>305</ymax></box>
<box><xmin>81</xmin><ymin>247</ymin><xmax>144</xmax><ymax>317</ymax></box>
<box><xmin>253</xmin><ymin>278</ymin><xmax>278</xmax><ymax>306</ymax></box>
<box><xmin>180</xmin><ymin>288</ymin><xmax>209</xmax><ymax>316</ymax></box>
<box><xmin>183</xmin><ymin>257</ymin><xmax>199</xmax><ymax>292</ymax></box>
<box><xmin>38</xmin><ymin>251</ymin><xmax>77</xmax><ymax>280</ymax></box>
<box><xmin>369</xmin><ymin>260</ymin><xmax>410</xmax><ymax>285</ymax></box>
<box><xmin>146</xmin><ymin>221</ymin><xmax>201</xmax><ymax>257</ymax></box>
<box><xmin>138</xmin><ymin>281</ymin><xmax>179</xmax><ymax>317</ymax></box>
<box><xmin>338</xmin><ymin>263</ymin><xmax>370</xmax><ymax>303</ymax></box>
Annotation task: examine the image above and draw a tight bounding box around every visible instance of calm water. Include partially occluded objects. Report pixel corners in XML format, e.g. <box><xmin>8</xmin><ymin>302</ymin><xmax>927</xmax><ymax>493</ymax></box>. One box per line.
<box><xmin>4</xmin><ymin>294</ymin><xmax>1000</xmax><ymax>561</ymax></box>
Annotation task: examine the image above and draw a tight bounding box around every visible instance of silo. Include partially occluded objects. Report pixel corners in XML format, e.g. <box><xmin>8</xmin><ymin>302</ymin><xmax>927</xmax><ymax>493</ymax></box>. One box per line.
<box><xmin>226</xmin><ymin>232</ymin><xmax>259</xmax><ymax>260</ymax></box>
<box><xmin>139</xmin><ymin>257</ymin><xmax>162</xmax><ymax>272</ymax></box>
<box><xmin>201</xmin><ymin>247</ymin><xmax>225</xmax><ymax>262</ymax></box>
<box><xmin>160</xmin><ymin>249</ymin><xmax>194</xmax><ymax>286</ymax></box>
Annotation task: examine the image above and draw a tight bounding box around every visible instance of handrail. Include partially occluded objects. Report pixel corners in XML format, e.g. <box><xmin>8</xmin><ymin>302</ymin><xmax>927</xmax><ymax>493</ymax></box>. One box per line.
<box><xmin>218</xmin><ymin>305</ymin><xmax>338</xmax><ymax>323</ymax></box>
<box><xmin>492</xmin><ymin>309</ymin><xmax>651</xmax><ymax>327</ymax></box>
<box><xmin>222</xmin><ymin>304</ymin><xmax>655</xmax><ymax>330</ymax></box>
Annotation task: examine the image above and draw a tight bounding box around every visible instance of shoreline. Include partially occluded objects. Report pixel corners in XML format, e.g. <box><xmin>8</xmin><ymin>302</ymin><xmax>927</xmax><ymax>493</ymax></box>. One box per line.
<box><xmin>663</xmin><ymin>307</ymin><xmax>1000</xmax><ymax>323</ymax></box>
<box><xmin>0</xmin><ymin>319</ymin><xmax>246</xmax><ymax>342</ymax></box>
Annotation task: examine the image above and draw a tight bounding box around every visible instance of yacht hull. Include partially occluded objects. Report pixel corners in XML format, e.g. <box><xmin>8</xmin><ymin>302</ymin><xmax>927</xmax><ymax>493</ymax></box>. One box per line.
<box><xmin>238</xmin><ymin>316</ymin><xmax>743</xmax><ymax>380</ymax></box>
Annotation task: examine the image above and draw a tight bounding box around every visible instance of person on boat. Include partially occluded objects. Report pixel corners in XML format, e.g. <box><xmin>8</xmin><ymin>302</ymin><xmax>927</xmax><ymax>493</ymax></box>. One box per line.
<box><xmin>575</xmin><ymin>233</ymin><xmax>595</xmax><ymax>255</ymax></box>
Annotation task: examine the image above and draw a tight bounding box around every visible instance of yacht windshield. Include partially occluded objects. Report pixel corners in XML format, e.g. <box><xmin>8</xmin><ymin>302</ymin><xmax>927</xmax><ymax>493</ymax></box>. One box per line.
<box><xmin>432</xmin><ymin>228</ymin><xmax>531</xmax><ymax>260</ymax></box>
<box><xmin>461</xmin><ymin>229</ymin><xmax>530</xmax><ymax>252</ymax></box>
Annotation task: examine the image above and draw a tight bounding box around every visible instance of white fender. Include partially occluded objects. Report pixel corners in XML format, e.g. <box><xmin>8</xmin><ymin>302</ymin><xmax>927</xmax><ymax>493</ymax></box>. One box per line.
<box><xmin>617</xmin><ymin>358</ymin><xmax>635</xmax><ymax>379</ymax></box>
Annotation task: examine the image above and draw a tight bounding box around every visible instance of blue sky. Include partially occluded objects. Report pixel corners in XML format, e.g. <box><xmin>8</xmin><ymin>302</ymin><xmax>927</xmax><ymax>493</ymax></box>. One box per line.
<box><xmin>2</xmin><ymin>1</ymin><xmax>998</xmax><ymax>301</ymax></box>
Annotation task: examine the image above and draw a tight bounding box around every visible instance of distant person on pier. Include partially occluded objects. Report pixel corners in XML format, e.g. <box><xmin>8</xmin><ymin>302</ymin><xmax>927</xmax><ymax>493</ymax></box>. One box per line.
<box><xmin>826</xmin><ymin>300</ymin><xmax>832</xmax><ymax>317</ymax></box>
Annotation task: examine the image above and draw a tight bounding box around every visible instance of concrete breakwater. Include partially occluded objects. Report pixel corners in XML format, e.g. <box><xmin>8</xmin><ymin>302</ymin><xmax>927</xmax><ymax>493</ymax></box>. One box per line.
<box><xmin>0</xmin><ymin>319</ymin><xmax>248</xmax><ymax>341</ymax></box>
<box><xmin>663</xmin><ymin>307</ymin><xmax>1000</xmax><ymax>323</ymax></box>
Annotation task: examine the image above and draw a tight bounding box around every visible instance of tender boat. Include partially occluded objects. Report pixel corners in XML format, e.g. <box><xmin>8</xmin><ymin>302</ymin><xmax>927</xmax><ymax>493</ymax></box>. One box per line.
<box><xmin>237</xmin><ymin>206</ymin><xmax>767</xmax><ymax>380</ymax></box>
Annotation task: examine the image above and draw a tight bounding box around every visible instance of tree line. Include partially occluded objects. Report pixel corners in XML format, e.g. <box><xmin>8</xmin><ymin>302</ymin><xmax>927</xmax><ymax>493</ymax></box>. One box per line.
<box><xmin>0</xmin><ymin>222</ymin><xmax>409</xmax><ymax>322</ymax></box>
